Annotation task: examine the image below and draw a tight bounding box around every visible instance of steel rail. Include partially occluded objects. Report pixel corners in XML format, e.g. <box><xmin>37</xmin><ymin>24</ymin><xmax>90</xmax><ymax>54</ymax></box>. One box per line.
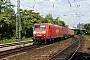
<box><xmin>69</xmin><ymin>39</ymin><xmax>83</xmax><ymax>60</ymax></box>
<box><xmin>0</xmin><ymin>40</ymin><xmax>33</xmax><ymax>48</ymax></box>
<box><xmin>49</xmin><ymin>37</ymin><xmax>82</xmax><ymax>60</ymax></box>
<box><xmin>0</xmin><ymin>45</ymin><xmax>42</xmax><ymax>59</ymax></box>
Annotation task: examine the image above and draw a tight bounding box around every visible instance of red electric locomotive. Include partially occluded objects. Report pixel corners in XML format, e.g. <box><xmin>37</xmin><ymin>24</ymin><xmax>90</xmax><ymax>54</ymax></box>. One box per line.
<box><xmin>33</xmin><ymin>23</ymin><xmax>71</xmax><ymax>44</ymax></box>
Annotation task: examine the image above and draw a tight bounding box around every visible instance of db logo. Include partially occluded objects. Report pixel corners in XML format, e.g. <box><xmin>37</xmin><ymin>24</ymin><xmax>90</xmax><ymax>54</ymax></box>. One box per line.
<box><xmin>56</xmin><ymin>29</ymin><xmax>59</xmax><ymax>33</ymax></box>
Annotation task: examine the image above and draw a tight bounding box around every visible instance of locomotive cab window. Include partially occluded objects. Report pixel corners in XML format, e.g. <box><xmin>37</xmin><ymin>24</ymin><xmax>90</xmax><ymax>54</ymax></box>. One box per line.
<box><xmin>49</xmin><ymin>26</ymin><xmax>50</xmax><ymax>29</ymax></box>
<box><xmin>34</xmin><ymin>25</ymin><xmax>46</xmax><ymax>30</ymax></box>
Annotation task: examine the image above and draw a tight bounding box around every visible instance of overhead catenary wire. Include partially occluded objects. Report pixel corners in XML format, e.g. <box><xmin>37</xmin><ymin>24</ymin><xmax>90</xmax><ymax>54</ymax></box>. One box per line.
<box><xmin>67</xmin><ymin>0</ymin><xmax>72</xmax><ymax>8</ymax></box>
<box><xmin>11</xmin><ymin>0</ymin><xmax>35</xmax><ymax>9</ymax></box>
<box><xmin>74</xmin><ymin>0</ymin><xmax>76</xmax><ymax>3</ymax></box>
<box><xmin>11</xmin><ymin>0</ymin><xmax>45</xmax><ymax>15</ymax></box>
<box><xmin>74</xmin><ymin>0</ymin><xmax>78</xmax><ymax>15</ymax></box>
<box><xmin>67</xmin><ymin>0</ymin><xmax>77</xmax><ymax>15</ymax></box>
<box><xmin>67</xmin><ymin>0</ymin><xmax>81</xmax><ymax>16</ymax></box>
<box><xmin>67</xmin><ymin>0</ymin><xmax>84</xmax><ymax>27</ymax></box>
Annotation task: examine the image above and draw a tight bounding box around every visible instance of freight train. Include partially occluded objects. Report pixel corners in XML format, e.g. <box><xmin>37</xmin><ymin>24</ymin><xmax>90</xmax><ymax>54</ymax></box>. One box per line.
<box><xmin>32</xmin><ymin>23</ymin><xmax>74</xmax><ymax>44</ymax></box>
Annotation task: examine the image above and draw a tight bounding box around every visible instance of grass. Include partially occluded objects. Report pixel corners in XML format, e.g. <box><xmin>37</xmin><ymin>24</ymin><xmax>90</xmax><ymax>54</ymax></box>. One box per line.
<box><xmin>86</xmin><ymin>35</ymin><xmax>90</xmax><ymax>38</ymax></box>
<box><xmin>16</xmin><ymin>45</ymin><xmax>22</xmax><ymax>49</ymax></box>
<box><xmin>58</xmin><ymin>41</ymin><xmax>64</xmax><ymax>44</ymax></box>
<box><xmin>0</xmin><ymin>37</ymin><xmax>32</xmax><ymax>44</ymax></box>
<box><xmin>88</xmin><ymin>42</ymin><xmax>90</xmax><ymax>45</ymax></box>
<box><xmin>82</xmin><ymin>35</ymin><xmax>90</xmax><ymax>39</ymax></box>
<box><xmin>22</xmin><ymin>37</ymin><xmax>32</xmax><ymax>41</ymax></box>
<box><xmin>80</xmin><ymin>35</ymin><xmax>90</xmax><ymax>53</ymax></box>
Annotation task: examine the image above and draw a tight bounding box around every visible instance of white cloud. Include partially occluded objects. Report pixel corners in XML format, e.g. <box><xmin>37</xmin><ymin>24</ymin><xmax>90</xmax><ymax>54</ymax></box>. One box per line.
<box><xmin>35</xmin><ymin>0</ymin><xmax>44</xmax><ymax>2</ymax></box>
<box><xmin>58</xmin><ymin>0</ymin><xmax>61</xmax><ymax>2</ymax></box>
<box><xmin>10</xmin><ymin>0</ymin><xmax>90</xmax><ymax>27</ymax></box>
<box><xmin>50</xmin><ymin>0</ymin><xmax>56</xmax><ymax>2</ymax></box>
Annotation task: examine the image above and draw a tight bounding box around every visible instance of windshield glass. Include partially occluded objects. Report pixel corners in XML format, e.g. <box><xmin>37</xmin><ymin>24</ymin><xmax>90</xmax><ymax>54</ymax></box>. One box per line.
<box><xmin>34</xmin><ymin>24</ymin><xmax>46</xmax><ymax>30</ymax></box>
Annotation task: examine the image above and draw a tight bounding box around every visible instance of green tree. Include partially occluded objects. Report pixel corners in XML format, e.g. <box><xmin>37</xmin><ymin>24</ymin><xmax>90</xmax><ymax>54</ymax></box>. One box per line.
<box><xmin>0</xmin><ymin>0</ymin><xmax>3</xmax><ymax>13</ymax></box>
<box><xmin>44</xmin><ymin>14</ymin><xmax>67</xmax><ymax>27</ymax></box>
<box><xmin>53</xmin><ymin>17</ymin><xmax>67</xmax><ymax>27</ymax></box>
<box><xmin>0</xmin><ymin>1</ymin><xmax>15</xmax><ymax>39</ymax></box>
<box><xmin>45</xmin><ymin>14</ymin><xmax>54</xmax><ymax>24</ymax></box>
<box><xmin>21</xmin><ymin>9</ymin><xmax>43</xmax><ymax>37</ymax></box>
<box><xmin>86</xmin><ymin>24</ymin><xmax>90</xmax><ymax>35</ymax></box>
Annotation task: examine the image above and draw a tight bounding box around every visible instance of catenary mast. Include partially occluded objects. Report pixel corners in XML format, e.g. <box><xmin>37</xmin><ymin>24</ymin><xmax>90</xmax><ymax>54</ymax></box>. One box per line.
<box><xmin>16</xmin><ymin>0</ymin><xmax>21</xmax><ymax>41</ymax></box>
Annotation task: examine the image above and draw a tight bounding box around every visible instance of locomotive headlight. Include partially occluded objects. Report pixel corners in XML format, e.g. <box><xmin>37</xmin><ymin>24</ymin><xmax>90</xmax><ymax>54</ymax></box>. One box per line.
<box><xmin>44</xmin><ymin>35</ymin><xmax>45</xmax><ymax>36</ymax></box>
<box><xmin>33</xmin><ymin>31</ymin><xmax>36</xmax><ymax>34</ymax></box>
<box><xmin>42</xmin><ymin>31</ymin><xmax>46</xmax><ymax>34</ymax></box>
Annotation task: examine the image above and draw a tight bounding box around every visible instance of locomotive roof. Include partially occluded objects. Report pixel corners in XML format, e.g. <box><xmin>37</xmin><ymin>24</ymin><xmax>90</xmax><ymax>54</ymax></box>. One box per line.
<box><xmin>34</xmin><ymin>23</ymin><xmax>62</xmax><ymax>27</ymax></box>
<box><xmin>50</xmin><ymin>24</ymin><xmax>62</xmax><ymax>27</ymax></box>
<box><xmin>34</xmin><ymin>23</ymin><xmax>50</xmax><ymax>25</ymax></box>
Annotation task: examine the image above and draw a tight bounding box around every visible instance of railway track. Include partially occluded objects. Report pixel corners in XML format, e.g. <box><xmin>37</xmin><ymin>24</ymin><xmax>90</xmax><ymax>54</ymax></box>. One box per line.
<box><xmin>0</xmin><ymin>44</ymin><xmax>44</xmax><ymax>59</ymax></box>
<box><xmin>0</xmin><ymin>40</ymin><xmax>33</xmax><ymax>48</ymax></box>
<box><xmin>50</xmin><ymin>36</ymin><xmax>83</xmax><ymax>60</ymax></box>
<box><xmin>0</xmin><ymin>36</ymin><xmax>83</xmax><ymax>60</ymax></box>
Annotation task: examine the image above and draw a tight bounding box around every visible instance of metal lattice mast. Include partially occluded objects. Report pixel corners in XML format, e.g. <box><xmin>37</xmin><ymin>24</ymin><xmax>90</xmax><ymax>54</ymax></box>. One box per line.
<box><xmin>3</xmin><ymin>0</ymin><xmax>10</xmax><ymax>3</ymax></box>
<box><xmin>16</xmin><ymin>0</ymin><xmax>21</xmax><ymax>41</ymax></box>
<box><xmin>7</xmin><ymin>0</ymin><xmax>10</xmax><ymax>2</ymax></box>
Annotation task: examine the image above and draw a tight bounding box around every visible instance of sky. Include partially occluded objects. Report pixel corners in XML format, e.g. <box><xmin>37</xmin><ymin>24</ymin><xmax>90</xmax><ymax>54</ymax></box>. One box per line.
<box><xmin>10</xmin><ymin>0</ymin><xmax>90</xmax><ymax>27</ymax></box>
